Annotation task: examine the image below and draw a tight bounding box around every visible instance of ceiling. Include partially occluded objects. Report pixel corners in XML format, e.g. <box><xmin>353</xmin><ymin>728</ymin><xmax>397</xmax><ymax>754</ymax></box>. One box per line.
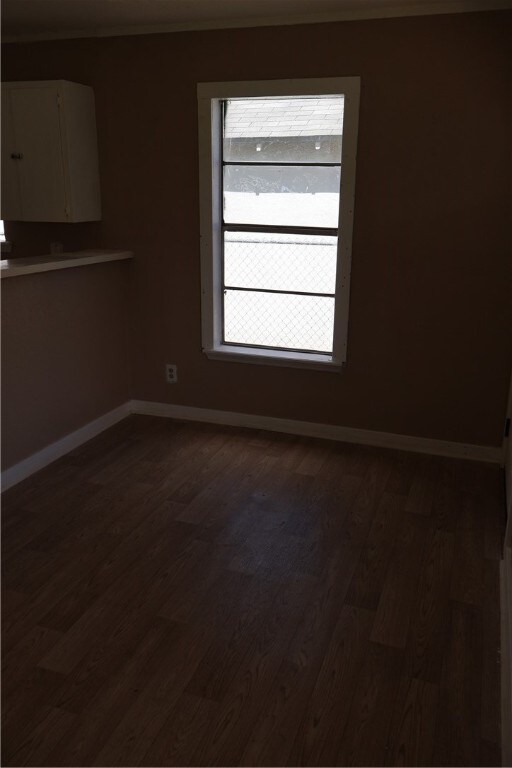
<box><xmin>2</xmin><ymin>0</ymin><xmax>511</xmax><ymax>41</ymax></box>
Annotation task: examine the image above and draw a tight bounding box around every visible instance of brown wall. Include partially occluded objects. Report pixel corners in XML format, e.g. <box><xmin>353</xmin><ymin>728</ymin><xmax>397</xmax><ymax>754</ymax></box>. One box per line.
<box><xmin>1</xmin><ymin>262</ymin><xmax>131</xmax><ymax>469</ymax></box>
<box><xmin>3</xmin><ymin>10</ymin><xmax>511</xmax><ymax>451</ymax></box>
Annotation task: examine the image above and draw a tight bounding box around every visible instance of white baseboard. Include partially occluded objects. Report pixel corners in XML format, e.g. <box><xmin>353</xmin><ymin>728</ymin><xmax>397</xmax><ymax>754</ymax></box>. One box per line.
<box><xmin>1</xmin><ymin>398</ymin><xmax>502</xmax><ymax>491</ymax></box>
<box><xmin>130</xmin><ymin>400</ymin><xmax>502</xmax><ymax>463</ymax></box>
<box><xmin>501</xmin><ymin>545</ymin><xmax>512</xmax><ymax>767</ymax></box>
<box><xmin>1</xmin><ymin>403</ymin><xmax>131</xmax><ymax>492</ymax></box>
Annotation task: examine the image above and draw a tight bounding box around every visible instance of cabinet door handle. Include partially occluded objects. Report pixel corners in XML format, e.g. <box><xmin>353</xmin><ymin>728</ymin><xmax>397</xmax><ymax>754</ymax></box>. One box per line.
<box><xmin>10</xmin><ymin>152</ymin><xmax>23</xmax><ymax>160</ymax></box>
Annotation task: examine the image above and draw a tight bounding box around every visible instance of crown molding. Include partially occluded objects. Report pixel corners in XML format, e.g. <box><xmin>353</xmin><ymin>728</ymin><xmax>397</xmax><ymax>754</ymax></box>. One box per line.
<box><xmin>2</xmin><ymin>0</ymin><xmax>511</xmax><ymax>44</ymax></box>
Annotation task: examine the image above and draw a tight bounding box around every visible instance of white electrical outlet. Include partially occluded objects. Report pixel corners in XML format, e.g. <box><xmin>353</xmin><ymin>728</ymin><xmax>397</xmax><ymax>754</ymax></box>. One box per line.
<box><xmin>166</xmin><ymin>364</ymin><xmax>178</xmax><ymax>384</ymax></box>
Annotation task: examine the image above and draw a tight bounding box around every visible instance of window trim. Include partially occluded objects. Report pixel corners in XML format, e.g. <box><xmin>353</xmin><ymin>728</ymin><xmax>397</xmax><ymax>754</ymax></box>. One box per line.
<box><xmin>0</xmin><ymin>220</ymin><xmax>12</xmax><ymax>253</ymax></box>
<box><xmin>197</xmin><ymin>77</ymin><xmax>360</xmax><ymax>371</ymax></box>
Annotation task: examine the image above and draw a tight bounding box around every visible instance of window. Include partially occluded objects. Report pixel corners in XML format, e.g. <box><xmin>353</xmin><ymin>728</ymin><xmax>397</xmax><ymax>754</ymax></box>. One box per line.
<box><xmin>197</xmin><ymin>78</ymin><xmax>360</xmax><ymax>371</ymax></box>
<box><xmin>0</xmin><ymin>219</ymin><xmax>11</xmax><ymax>252</ymax></box>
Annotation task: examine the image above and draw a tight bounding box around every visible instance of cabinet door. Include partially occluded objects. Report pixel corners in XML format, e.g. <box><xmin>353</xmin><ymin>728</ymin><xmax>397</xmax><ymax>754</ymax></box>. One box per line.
<box><xmin>10</xmin><ymin>86</ymin><xmax>68</xmax><ymax>222</ymax></box>
<box><xmin>1</xmin><ymin>89</ymin><xmax>23</xmax><ymax>220</ymax></box>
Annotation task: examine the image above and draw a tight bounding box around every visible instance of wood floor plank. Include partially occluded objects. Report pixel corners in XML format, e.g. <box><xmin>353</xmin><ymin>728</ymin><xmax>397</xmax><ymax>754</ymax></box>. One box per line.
<box><xmin>335</xmin><ymin>641</ymin><xmax>404</xmax><ymax>766</ymax></box>
<box><xmin>1</xmin><ymin>588</ymin><xmax>28</xmax><ymax>617</ymax></box>
<box><xmin>189</xmin><ymin>575</ymin><xmax>316</xmax><ymax>767</ymax></box>
<box><xmin>2</xmin><ymin>548</ymin><xmax>51</xmax><ymax>594</ymax></box>
<box><xmin>2</xmin><ymin>624</ymin><xmax>63</xmax><ymax>698</ymax></box>
<box><xmin>1</xmin><ymin>415</ymin><xmax>503</xmax><ymax>767</ymax></box>
<box><xmin>2</xmin><ymin>666</ymin><xmax>66</xmax><ymax>749</ymax></box>
<box><xmin>295</xmin><ymin>441</ymin><xmax>331</xmax><ymax>476</ymax></box>
<box><xmin>46</xmin><ymin>551</ymin><xmax>200</xmax><ymax>712</ymax></box>
<box><xmin>2</xmin><ymin>459</ymin><xmax>91</xmax><ymax>517</ymax></box>
<box><xmin>1</xmin><ymin>480</ymin><xmax>104</xmax><ymax>559</ymax></box>
<box><xmin>385</xmin><ymin>677</ymin><xmax>439</xmax><ymax>767</ymax></box>
<box><xmin>480</xmin><ymin>737</ymin><xmax>502</xmax><ymax>766</ymax></box>
<box><xmin>282</xmin><ymin>459</ymin><xmax>362</xmax><ymax>565</ymax></box>
<box><xmin>187</xmin><ymin>452</ymin><xmax>282</xmax><ymax>546</ymax></box>
<box><xmin>238</xmin><ymin>547</ymin><xmax>363</xmax><ymax>767</ymax></box>
<box><xmin>37</xmin><ymin>500</ymin><xmax>194</xmax><ymax>633</ymax></box>
<box><xmin>157</xmin><ymin>552</ymin><xmax>243</xmax><ymax>625</ymax></box>
<box><xmin>333</xmin><ymin>442</ymin><xmax>381</xmax><ymax>478</ymax></box>
<box><xmin>89</xmin><ymin>619</ymin><xmax>214</xmax><ymax>767</ymax></box>
<box><xmin>481</xmin><ymin>558</ymin><xmax>502</xmax><ymax>749</ymax></box>
<box><xmin>143</xmin><ymin>692</ymin><xmax>216</xmax><ymax>767</ymax></box>
<box><xmin>450</xmin><ymin>492</ymin><xmax>485</xmax><ymax>606</ymax></box>
<box><xmin>433</xmin><ymin>600</ymin><xmax>483</xmax><ymax>767</ymax></box>
<box><xmin>405</xmin><ymin>455</ymin><xmax>439</xmax><ymax>516</ymax></box>
<box><xmin>339</xmin><ymin>453</ymin><xmax>393</xmax><ymax>547</ymax></box>
<box><xmin>175</xmin><ymin>439</ymin><xmax>269</xmax><ymax>526</ymax></box>
<box><xmin>371</xmin><ymin>514</ymin><xmax>429</xmax><ymax>649</ymax></box>
<box><xmin>2</xmin><ymin>481</ymin><xmax>163</xmax><ymax>600</ymax></box>
<box><xmin>39</xmin><ymin>520</ymin><xmax>203</xmax><ymax>675</ymax></box>
<box><xmin>285</xmin><ymin>604</ymin><xmax>375</xmax><ymax>767</ymax></box>
<box><xmin>385</xmin><ymin>450</ymin><xmax>419</xmax><ymax>496</ymax></box>
<box><xmin>183</xmin><ymin>573</ymin><xmax>278</xmax><ymax>702</ymax></box>
<box><xmin>402</xmin><ymin>525</ymin><xmax>455</xmax><ymax>683</ymax></box>
<box><xmin>43</xmin><ymin>619</ymin><xmax>182</xmax><ymax>767</ymax></box>
<box><xmin>3</xmin><ymin>706</ymin><xmax>76</xmax><ymax>767</ymax></box>
<box><xmin>483</xmin><ymin>489</ymin><xmax>506</xmax><ymax>561</ymax></box>
<box><xmin>167</xmin><ymin>434</ymin><xmax>248</xmax><ymax>506</ymax></box>
<box><xmin>345</xmin><ymin>491</ymin><xmax>405</xmax><ymax>610</ymax></box>
<box><xmin>2</xmin><ymin>541</ymin><xmax>120</xmax><ymax>654</ymax></box>
<box><xmin>431</xmin><ymin>479</ymin><xmax>462</xmax><ymax>533</ymax></box>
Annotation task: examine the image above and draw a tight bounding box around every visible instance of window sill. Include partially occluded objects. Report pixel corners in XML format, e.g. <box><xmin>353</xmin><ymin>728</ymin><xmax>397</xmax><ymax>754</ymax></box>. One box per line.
<box><xmin>204</xmin><ymin>345</ymin><xmax>343</xmax><ymax>372</ymax></box>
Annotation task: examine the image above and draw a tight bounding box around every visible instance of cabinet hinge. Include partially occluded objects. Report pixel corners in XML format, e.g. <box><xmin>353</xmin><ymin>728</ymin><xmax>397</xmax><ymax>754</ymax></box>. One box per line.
<box><xmin>56</xmin><ymin>93</ymin><xmax>62</xmax><ymax>107</ymax></box>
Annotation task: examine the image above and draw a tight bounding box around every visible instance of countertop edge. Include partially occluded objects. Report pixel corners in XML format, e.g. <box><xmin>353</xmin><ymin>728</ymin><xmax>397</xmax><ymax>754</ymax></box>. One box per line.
<box><xmin>1</xmin><ymin>250</ymin><xmax>134</xmax><ymax>278</ymax></box>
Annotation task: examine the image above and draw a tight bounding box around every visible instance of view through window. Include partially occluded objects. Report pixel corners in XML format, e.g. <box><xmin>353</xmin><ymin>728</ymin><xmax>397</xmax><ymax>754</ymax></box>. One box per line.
<box><xmin>221</xmin><ymin>96</ymin><xmax>344</xmax><ymax>354</ymax></box>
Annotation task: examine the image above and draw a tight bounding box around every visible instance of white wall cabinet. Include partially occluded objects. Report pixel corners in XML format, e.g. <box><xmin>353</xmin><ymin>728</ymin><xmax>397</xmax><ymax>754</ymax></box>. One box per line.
<box><xmin>1</xmin><ymin>80</ymin><xmax>101</xmax><ymax>222</ymax></box>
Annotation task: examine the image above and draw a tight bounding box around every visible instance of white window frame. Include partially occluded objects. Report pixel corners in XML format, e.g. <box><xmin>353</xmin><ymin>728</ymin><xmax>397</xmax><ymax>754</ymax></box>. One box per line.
<box><xmin>197</xmin><ymin>77</ymin><xmax>360</xmax><ymax>372</ymax></box>
<box><xmin>0</xmin><ymin>220</ymin><xmax>11</xmax><ymax>253</ymax></box>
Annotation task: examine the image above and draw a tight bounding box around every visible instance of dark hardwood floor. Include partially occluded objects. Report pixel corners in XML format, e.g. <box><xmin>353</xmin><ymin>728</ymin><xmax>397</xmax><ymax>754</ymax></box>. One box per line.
<box><xmin>1</xmin><ymin>415</ymin><xmax>505</xmax><ymax>766</ymax></box>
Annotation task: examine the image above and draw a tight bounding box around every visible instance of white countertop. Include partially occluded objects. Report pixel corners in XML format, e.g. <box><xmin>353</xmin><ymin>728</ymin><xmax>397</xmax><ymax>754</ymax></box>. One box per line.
<box><xmin>1</xmin><ymin>249</ymin><xmax>133</xmax><ymax>278</ymax></box>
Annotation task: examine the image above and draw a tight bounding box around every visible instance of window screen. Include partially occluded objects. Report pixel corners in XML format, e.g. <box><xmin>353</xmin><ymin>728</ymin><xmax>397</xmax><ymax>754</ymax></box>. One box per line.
<box><xmin>221</xmin><ymin>96</ymin><xmax>344</xmax><ymax>354</ymax></box>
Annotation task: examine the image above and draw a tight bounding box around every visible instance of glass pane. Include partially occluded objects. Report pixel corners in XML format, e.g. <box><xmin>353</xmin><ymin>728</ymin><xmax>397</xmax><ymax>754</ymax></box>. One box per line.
<box><xmin>223</xmin><ymin>164</ymin><xmax>340</xmax><ymax>227</ymax></box>
<box><xmin>224</xmin><ymin>232</ymin><xmax>337</xmax><ymax>294</ymax></box>
<box><xmin>223</xmin><ymin>97</ymin><xmax>344</xmax><ymax>163</ymax></box>
<box><xmin>224</xmin><ymin>290</ymin><xmax>334</xmax><ymax>353</ymax></box>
